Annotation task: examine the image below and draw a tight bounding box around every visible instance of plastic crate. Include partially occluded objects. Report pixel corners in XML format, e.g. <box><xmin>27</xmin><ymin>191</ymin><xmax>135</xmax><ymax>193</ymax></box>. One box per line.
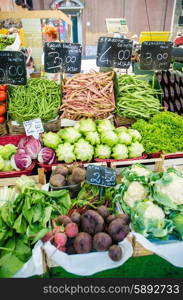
<box><xmin>0</xmin><ymin>134</ymin><xmax>36</xmax><ymax>178</ymax></box>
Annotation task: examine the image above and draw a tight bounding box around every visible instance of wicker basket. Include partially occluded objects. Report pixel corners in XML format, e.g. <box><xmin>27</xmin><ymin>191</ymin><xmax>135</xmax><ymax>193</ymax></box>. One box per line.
<box><xmin>0</xmin><ymin>122</ymin><xmax>8</xmax><ymax>136</ymax></box>
<box><xmin>7</xmin><ymin>118</ymin><xmax>61</xmax><ymax>135</ymax></box>
<box><xmin>114</xmin><ymin>115</ymin><xmax>135</xmax><ymax>127</ymax></box>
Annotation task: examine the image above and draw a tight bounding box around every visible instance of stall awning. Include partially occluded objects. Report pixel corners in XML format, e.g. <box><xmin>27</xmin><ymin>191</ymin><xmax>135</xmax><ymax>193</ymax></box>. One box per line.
<box><xmin>0</xmin><ymin>10</ymin><xmax>72</xmax><ymax>25</ymax></box>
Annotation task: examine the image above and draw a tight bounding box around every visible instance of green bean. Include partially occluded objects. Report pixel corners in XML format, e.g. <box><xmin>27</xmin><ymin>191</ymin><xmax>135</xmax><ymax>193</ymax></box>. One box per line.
<box><xmin>8</xmin><ymin>78</ymin><xmax>61</xmax><ymax>122</ymax></box>
<box><xmin>116</xmin><ymin>74</ymin><xmax>162</xmax><ymax>120</ymax></box>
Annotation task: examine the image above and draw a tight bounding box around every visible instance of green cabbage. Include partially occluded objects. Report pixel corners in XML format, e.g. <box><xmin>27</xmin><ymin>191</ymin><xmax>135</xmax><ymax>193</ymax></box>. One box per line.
<box><xmin>101</xmin><ymin>131</ymin><xmax>118</xmax><ymax>146</ymax></box>
<box><xmin>43</xmin><ymin>132</ymin><xmax>61</xmax><ymax>150</ymax></box>
<box><xmin>0</xmin><ymin>156</ymin><xmax>4</xmax><ymax>170</ymax></box>
<box><xmin>0</xmin><ymin>144</ymin><xmax>17</xmax><ymax>160</ymax></box>
<box><xmin>56</xmin><ymin>143</ymin><xmax>76</xmax><ymax>163</ymax></box>
<box><xmin>115</xmin><ymin>126</ymin><xmax>127</xmax><ymax>134</ymax></box>
<box><xmin>128</xmin><ymin>129</ymin><xmax>142</xmax><ymax>141</ymax></box>
<box><xmin>78</xmin><ymin>119</ymin><xmax>96</xmax><ymax>133</ymax></box>
<box><xmin>74</xmin><ymin>139</ymin><xmax>94</xmax><ymax>161</ymax></box>
<box><xmin>128</xmin><ymin>141</ymin><xmax>145</xmax><ymax>158</ymax></box>
<box><xmin>131</xmin><ymin>200</ymin><xmax>174</xmax><ymax>239</ymax></box>
<box><xmin>85</xmin><ymin>131</ymin><xmax>100</xmax><ymax>145</ymax></box>
<box><xmin>3</xmin><ymin>160</ymin><xmax>13</xmax><ymax>172</ymax></box>
<box><xmin>118</xmin><ymin>131</ymin><xmax>132</xmax><ymax>145</ymax></box>
<box><xmin>58</xmin><ymin>127</ymin><xmax>81</xmax><ymax>144</ymax></box>
<box><xmin>111</xmin><ymin>144</ymin><xmax>128</xmax><ymax>160</ymax></box>
<box><xmin>96</xmin><ymin>119</ymin><xmax>114</xmax><ymax>133</ymax></box>
<box><xmin>95</xmin><ymin>144</ymin><xmax>111</xmax><ymax>159</ymax></box>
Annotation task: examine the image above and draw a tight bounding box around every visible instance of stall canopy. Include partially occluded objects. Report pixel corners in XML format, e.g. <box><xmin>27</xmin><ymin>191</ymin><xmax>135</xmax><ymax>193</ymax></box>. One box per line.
<box><xmin>0</xmin><ymin>10</ymin><xmax>72</xmax><ymax>25</ymax></box>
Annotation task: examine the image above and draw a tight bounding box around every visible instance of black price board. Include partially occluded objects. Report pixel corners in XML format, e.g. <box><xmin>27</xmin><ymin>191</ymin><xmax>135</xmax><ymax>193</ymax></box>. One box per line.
<box><xmin>96</xmin><ymin>37</ymin><xmax>133</xmax><ymax>69</ymax></box>
<box><xmin>62</xmin><ymin>43</ymin><xmax>82</xmax><ymax>73</ymax></box>
<box><xmin>44</xmin><ymin>42</ymin><xmax>82</xmax><ymax>74</ymax></box>
<box><xmin>140</xmin><ymin>41</ymin><xmax>173</xmax><ymax>70</ymax></box>
<box><xmin>86</xmin><ymin>165</ymin><xmax>116</xmax><ymax>187</ymax></box>
<box><xmin>0</xmin><ymin>51</ymin><xmax>27</xmax><ymax>85</ymax></box>
<box><xmin>44</xmin><ymin>42</ymin><xmax>63</xmax><ymax>73</ymax></box>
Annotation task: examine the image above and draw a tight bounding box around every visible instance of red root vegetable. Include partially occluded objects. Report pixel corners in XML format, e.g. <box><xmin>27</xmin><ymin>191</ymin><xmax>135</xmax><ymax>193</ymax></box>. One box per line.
<box><xmin>65</xmin><ymin>222</ymin><xmax>79</xmax><ymax>238</ymax></box>
<box><xmin>54</xmin><ymin>232</ymin><xmax>67</xmax><ymax>247</ymax></box>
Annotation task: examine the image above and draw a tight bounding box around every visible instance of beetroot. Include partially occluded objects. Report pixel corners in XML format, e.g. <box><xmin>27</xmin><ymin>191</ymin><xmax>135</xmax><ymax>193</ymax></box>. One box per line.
<box><xmin>54</xmin><ymin>232</ymin><xmax>67</xmax><ymax>247</ymax></box>
<box><xmin>55</xmin><ymin>216</ymin><xmax>72</xmax><ymax>226</ymax></box>
<box><xmin>93</xmin><ymin>232</ymin><xmax>112</xmax><ymax>251</ymax></box>
<box><xmin>70</xmin><ymin>212</ymin><xmax>81</xmax><ymax>224</ymax></box>
<box><xmin>41</xmin><ymin>231</ymin><xmax>54</xmax><ymax>243</ymax></box>
<box><xmin>65</xmin><ymin>222</ymin><xmax>78</xmax><ymax>238</ymax></box>
<box><xmin>74</xmin><ymin>232</ymin><xmax>92</xmax><ymax>254</ymax></box>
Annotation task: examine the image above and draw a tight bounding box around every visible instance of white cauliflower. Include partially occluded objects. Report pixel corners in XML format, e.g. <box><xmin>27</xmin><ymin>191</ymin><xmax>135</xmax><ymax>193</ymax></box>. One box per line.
<box><xmin>156</xmin><ymin>172</ymin><xmax>183</xmax><ymax>206</ymax></box>
<box><xmin>144</xmin><ymin>202</ymin><xmax>165</xmax><ymax>220</ymax></box>
<box><xmin>123</xmin><ymin>181</ymin><xmax>148</xmax><ymax>208</ymax></box>
<box><xmin>131</xmin><ymin>165</ymin><xmax>151</xmax><ymax>177</ymax></box>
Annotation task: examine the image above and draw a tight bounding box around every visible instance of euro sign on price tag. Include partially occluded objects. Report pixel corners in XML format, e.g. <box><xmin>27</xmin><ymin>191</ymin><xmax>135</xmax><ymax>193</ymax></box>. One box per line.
<box><xmin>23</xmin><ymin>118</ymin><xmax>44</xmax><ymax>139</ymax></box>
<box><xmin>86</xmin><ymin>165</ymin><xmax>116</xmax><ymax>187</ymax></box>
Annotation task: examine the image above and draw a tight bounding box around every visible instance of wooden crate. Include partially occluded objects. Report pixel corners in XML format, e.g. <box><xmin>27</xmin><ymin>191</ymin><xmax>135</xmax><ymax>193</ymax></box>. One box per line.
<box><xmin>0</xmin><ymin>168</ymin><xmax>46</xmax><ymax>187</ymax></box>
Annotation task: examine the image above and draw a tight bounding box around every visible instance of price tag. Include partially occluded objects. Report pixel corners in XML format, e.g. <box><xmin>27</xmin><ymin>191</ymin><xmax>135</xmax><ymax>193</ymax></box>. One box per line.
<box><xmin>23</xmin><ymin>118</ymin><xmax>44</xmax><ymax>139</ymax></box>
<box><xmin>0</xmin><ymin>51</ymin><xmax>27</xmax><ymax>85</ymax></box>
<box><xmin>86</xmin><ymin>165</ymin><xmax>116</xmax><ymax>187</ymax></box>
<box><xmin>96</xmin><ymin>37</ymin><xmax>133</xmax><ymax>69</ymax></box>
<box><xmin>44</xmin><ymin>42</ymin><xmax>82</xmax><ymax>74</ymax></box>
<box><xmin>140</xmin><ymin>41</ymin><xmax>173</xmax><ymax>70</ymax></box>
<box><xmin>62</xmin><ymin>43</ymin><xmax>82</xmax><ymax>74</ymax></box>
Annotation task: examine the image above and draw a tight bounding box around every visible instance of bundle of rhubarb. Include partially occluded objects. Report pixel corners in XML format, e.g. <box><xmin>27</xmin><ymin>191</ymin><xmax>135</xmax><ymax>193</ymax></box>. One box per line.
<box><xmin>60</xmin><ymin>72</ymin><xmax>116</xmax><ymax>120</ymax></box>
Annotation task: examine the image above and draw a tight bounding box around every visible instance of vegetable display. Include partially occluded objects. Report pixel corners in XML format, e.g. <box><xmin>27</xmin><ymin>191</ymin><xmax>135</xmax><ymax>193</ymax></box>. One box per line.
<box><xmin>0</xmin><ymin>85</ymin><xmax>8</xmax><ymax>123</ymax></box>
<box><xmin>0</xmin><ymin>35</ymin><xmax>15</xmax><ymax>50</ymax></box>
<box><xmin>0</xmin><ymin>176</ymin><xmax>71</xmax><ymax>278</ymax></box>
<box><xmin>132</xmin><ymin>111</ymin><xmax>183</xmax><ymax>154</ymax></box>
<box><xmin>60</xmin><ymin>72</ymin><xmax>116</xmax><ymax>120</ymax></box>
<box><xmin>42</xmin><ymin>207</ymin><xmax>130</xmax><ymax>262</ymax></box>
<box><xmin>116</xmin><ymin>74</ymin><xmax>161</xmax><ymax>120</ymax></box>
<box><xmin>41</xmin><ymin>118</ymin><xmax>145</xmax><ymax>162</ymax></box>
<box><xmin>114</xmin><ymin>164</ymin><xmax>183</xmax><ymax>240</ymax></box>
<box><xmin>8</xmin><ymin>78</ymin><xmax>61</xmax><ymax>122</ymax></box>
<box><xmin>156</xmin><ymin>70</ymin><xmax>183</xmax><ymax>116</ymax></box>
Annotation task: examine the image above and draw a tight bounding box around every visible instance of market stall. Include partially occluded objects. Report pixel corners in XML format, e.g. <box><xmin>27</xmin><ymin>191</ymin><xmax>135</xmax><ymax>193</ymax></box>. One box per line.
<box><xmin>0</xmin><ymin>24</ymin><xmax>183</xmax><ymax>278</ymax></box>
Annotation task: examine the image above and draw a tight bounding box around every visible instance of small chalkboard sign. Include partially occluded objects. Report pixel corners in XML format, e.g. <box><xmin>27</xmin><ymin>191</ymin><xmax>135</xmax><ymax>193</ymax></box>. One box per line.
<box><xmin>62</xmin><ymin>43</ymin><xmax>82</xmax><ymax>73</ymax></box>
<box><xmin>0</xmin><ymin>51</ymin><xmax>27</xmax><ymax>85</ymax></box>
<box><xmin>86</xmin><ymin>165</ymin><xmax>116</xmax><ymax>187</ymax></box>
<box><xmin>140</xmin><ymin>41</ymin><xmax>173</xmax><ymax>70</ymax></box>
<box><xmin>44</xmin><ymin>42</ymin><xmax>63</xmax><ymax>73</ymax></box>
<box><xmin>44</xmin><ymin>42</ymin><xmax>82</xmax><ymax>74</ymax></box>
<box><xmin>96</xmin><ymin>37</ymin><xmax>133</xmax><ymax>69</ymax></box>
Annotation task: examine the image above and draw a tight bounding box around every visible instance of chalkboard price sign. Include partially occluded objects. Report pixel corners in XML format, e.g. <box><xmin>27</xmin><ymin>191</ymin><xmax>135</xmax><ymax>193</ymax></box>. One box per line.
<box><xmin>0</xmin><ymin>51</ymin><xmax>27</xmax><ymax>85</ymax></box>
<box><xmin>140</xmin><ymin>41</ymin><xmax>173</xmax><ymax>70</ymax></box>
<box><xmin>96</xmin><ymin>37</ymin><xmax>133</xmax><ymax>69</ymax></box>
<box><xmin>44</xmin><ymin>42</ymin><xmax>63</xmax><ymax>73</ymax></box>
<box><xmin>86</xmin><ymin>165</ymin><xmax>116</xmax><ymax>187</ymax></box>
<box><xmin>44</xmin><ymin>42</ymin><xmax>82</xmax><ymax>74</ymax></box>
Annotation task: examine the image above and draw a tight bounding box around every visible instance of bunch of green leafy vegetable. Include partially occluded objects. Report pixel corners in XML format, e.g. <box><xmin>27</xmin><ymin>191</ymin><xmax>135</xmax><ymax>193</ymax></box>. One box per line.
<box><xmin>71</xmin><ymin>182</ymin><xmax>115</xmax><ymax>212</ymax></box>
<box><xmin>0</xmin><ymin>36</ymin><xmax>15</xmax><ymax>50</ymax></box>
<box><xmin>43</xmin><ymin>118</ymin><xmax>145</xmax><ymax>162</ymax></box>
<box><xmin>132</xmin><ymin>111</ymin><xmax>183</xmax><ymax>154</ymax></box>
<box><xmin>0</xmin><ymin>177</ymin><xmax>71</xmax><ymax>278</ymax></box>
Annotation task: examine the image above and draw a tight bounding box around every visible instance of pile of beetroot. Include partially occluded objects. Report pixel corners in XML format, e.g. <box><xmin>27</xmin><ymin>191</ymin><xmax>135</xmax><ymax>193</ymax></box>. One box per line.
<box><xmin>42</xmin><ymin>206</ymin><xmax>130</xmax><ymax>262</ymax></box>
